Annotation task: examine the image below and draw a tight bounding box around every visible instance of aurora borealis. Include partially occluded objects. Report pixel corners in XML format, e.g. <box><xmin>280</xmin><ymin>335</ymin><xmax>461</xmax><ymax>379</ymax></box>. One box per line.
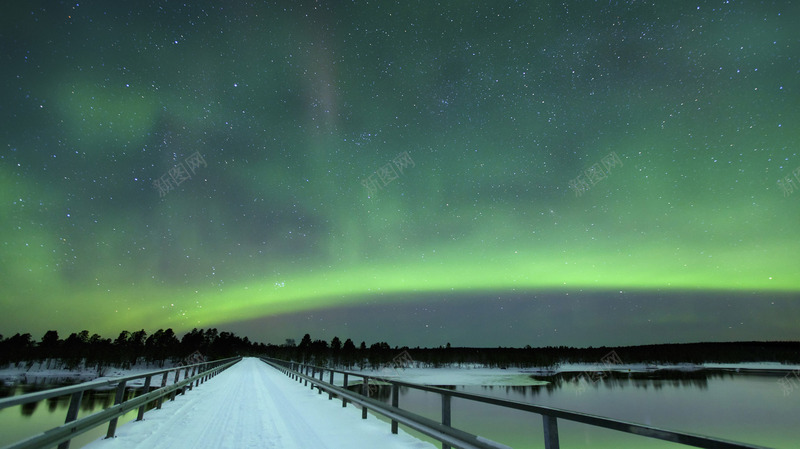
<box><xmin>1</xmin><ymin>1</ymin><xmax>799</xmax><ymax>347</ymax></box>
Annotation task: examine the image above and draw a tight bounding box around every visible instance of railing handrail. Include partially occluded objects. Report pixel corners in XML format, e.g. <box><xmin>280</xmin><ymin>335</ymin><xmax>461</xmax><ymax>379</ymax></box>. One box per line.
<box><xmin>262</xmin><ymin>357</ymin><xmax>770</xmax><ymax>449</ymax></box>
<box><xmin>260</xmin><ymin>358</ymin><xmax>503</xmax><ymax>449</ymax></box>
<box><xmin>1</xmin><ymin>357</ymin><xmax>242</xmax><ymax>449</ymax></box>
<box><xmin>0</xmin><ymin>356</ymin><xmax>240</xmax><ymax>411</ymax></box>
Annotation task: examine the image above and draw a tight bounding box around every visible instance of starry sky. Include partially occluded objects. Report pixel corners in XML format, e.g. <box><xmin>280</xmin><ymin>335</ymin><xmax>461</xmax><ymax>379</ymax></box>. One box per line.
<box><xmin>1</xmin><ymin>1</ymin><xmax>799</xmax><ymax>348</ymax></box>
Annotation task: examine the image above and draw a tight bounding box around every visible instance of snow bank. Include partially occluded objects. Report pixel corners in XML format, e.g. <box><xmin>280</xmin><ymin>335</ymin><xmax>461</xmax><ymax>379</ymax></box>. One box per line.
<box><xmin>0</xmin><ymin>360</ymin><xmax>184</xmax><ymax>387</ymax></box>
<box><xmin>338</xmin><ymin>361</ymin><xmax>800</xmax><ymax>388</ymax></box>
<box><xmin>348</xmin><ymin>366</ymin><xmax>549</xmax><ymax>386</ymax></box>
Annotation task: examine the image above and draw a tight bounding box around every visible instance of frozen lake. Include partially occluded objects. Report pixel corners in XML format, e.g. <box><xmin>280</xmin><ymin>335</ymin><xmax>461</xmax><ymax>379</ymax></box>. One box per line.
<box><xmin>2</xmin><ymin>365</ymin><xmax>799</xmax><ymax>448</ymax></box>
<box><xmin>357</xmin><ymin>369</ymin><xmax>799</xmax><ymax>448</ymax></box>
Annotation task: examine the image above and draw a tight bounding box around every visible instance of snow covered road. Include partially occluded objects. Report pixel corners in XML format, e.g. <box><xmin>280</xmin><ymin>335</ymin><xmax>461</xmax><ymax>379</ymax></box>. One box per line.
<box><xmin>83</xmin><ymin>358</ymin><xmax>434</xmax><ymax>449</ymax></box>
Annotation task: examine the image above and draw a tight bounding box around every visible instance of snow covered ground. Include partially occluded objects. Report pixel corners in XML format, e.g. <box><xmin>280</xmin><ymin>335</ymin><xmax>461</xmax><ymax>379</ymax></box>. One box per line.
<box><xmin>347</xmin><ymin>365</ymin><xmax>549</xmax><ymax>386</ymax></box>
<box><xmin>0</xmin><ymin>360</ymin><xmax>179</xmax><ymax>386</ymax></box>
<box><xmin>82</xmin><ymin>358</ymin><xmax>434</xmax><ymax>449</ymax></box>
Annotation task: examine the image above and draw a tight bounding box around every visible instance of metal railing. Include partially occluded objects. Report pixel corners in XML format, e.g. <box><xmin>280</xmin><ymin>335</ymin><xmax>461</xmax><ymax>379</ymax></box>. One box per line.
<box><xmin>0</xmin><ymin>356</ymin><xmax>241</xmax><ymax>449</ymax></box>
<box><xmin>261</xmin><ymin>357</ymin><xmax>769</xmax><ymax>449</ymax></box>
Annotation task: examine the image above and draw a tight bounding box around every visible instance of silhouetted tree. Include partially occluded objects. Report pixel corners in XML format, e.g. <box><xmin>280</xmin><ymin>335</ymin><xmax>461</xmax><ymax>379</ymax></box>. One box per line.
<box><xmin>181</xmin><ymin>328</ymin><xmax>206</xmax><ymax>356</ymax></box>
<box><xmin>341</xmin><ymin>338</ymin><xmax>356</xmax><ymax>369</ymax></box>
<box><xmin>63</xmin><ymin>331</ymin><xmax>90</xmax><ymax>369</ymax></box>
<box><xmin>330</xmin><ymin>336</ymin><xmax>342</xmax><ymax>366</ymax></box>
<box><xmin>1</xmin><ymin>333</ymin><xmax>34</xmax><ymax>365</ymax></box>
<box><xmin>298</xmin><ymin>333</ymin><xmax>313</xmax><ymax>361</ymax></box>
<box><xmin>39</xmin><ymin>330</ymin><xmax>60</xmax><ymax>367</ymax></box>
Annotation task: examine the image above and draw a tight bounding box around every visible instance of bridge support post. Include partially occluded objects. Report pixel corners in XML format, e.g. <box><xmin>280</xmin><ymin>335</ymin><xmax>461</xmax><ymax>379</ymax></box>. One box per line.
<box><xmin>171</xmin><ymin>370</ymin><xmax>180</xmax><ymax>401</ymax></box>
<box><xmin>181</xmin><ymin>367</ymin><xmax>189</xmax><ymax>395</ymax></box>
<box><xmin>56</xmin><ymin>390</ymin><xmax>84</xmax><ymax>449</ymax></box>
<box><xmin>361</xmin><ymin>377</ymin><xmax>369</xmax><ymax>419</ymax></box>
<box><xmin>136</xmin><ymin>376</ymin><xmax>152</xmax><ymax>421</ymax></box>
<box><xmin>342</xmin><ymin>374</ymin><xmax>349</xmax><ymax>407</ymax></box>
<box><xmin>329</xmin><ymin>371</ymin><xmax>334</xmax><ymax>400</ymax></box>
<box><xmin>442</xmin><ymin>394</ymin><xmax>452</xmax><ymax>449</ymax></box>
<box><xmin>105</xmin><ymin>380</ymin><xmax>128</xmax><ymax>439</ymax></box>
<box><xmin>391</xmin><ymin>384</ymin><xmax>399</xmax><ymax>434</ymax></box>
<box><xmin>156</xmin><ymin>372</ymin><xmax>168</xmax><ymax>409</ymax></box>
<box><xmin>543</xmin><ymin>415</ymin><xmax>560</xmax><ymax>449</ymax></box>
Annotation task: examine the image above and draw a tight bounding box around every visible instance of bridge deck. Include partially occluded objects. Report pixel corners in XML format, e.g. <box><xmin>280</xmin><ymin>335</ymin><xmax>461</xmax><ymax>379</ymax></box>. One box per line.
<box><xmin>83</xmin><ymin>358</ymin><xmax>433</xmax><ymax>449</ymax></box>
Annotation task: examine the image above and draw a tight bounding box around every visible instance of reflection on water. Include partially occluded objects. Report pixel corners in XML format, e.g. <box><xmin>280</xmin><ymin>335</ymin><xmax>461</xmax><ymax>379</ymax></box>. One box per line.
<box><xmin>528</xmin><ymin>369</ymin><xmax>740</xmax><ymax>393</ymax></box>
<box><xmin>345</xmin><ymin>369</ymin><xmax>750</xmax><ymax>399</ymax></box>
<box><xmin>349</xmin><ymin>370</ymin><xmax>799</xmax><ymax>449</ymax></box>
<box><xmin>4</xmin><ymin>384</ymin><xmax>142</xmax><ymax>417</ymax></box>
<box><xmin>0</xmin><ymin>380</ymin><xmax>155</xmax><ymax>448</ymax></box>
<box><xmin>484</xmin><ymin>369</ymin><xmax>739</xmax><ymax>397</ymax></box>
<box><xmin>351</xmin><ymin>369</ymin><xmax>740</xmax><ymax>398</ymax></box>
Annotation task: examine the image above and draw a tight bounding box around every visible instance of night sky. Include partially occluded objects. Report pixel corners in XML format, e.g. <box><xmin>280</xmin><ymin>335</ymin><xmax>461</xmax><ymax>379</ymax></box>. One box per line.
<box><xmin>2</xmin><ymin>1</ymin><xmax>799</xmax><ymax>348</ymax></box>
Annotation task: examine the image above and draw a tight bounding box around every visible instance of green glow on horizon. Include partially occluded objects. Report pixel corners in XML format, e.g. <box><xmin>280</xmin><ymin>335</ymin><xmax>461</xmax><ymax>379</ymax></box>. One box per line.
<box><xmin>2</xmin><ymin>1</ymin><xmax>799</xmax><ymax>342</ymax></box>
<box><xmin>22</xmin><ymin>229</ymin><xmax>796</xmax><ymax>336</ymax></box>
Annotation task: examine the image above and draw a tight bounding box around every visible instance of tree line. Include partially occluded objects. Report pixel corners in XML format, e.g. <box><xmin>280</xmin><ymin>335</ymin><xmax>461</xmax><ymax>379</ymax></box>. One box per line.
<box><xmin>264</xmin><ymin>335</ymin><xmax>800</xmax><ymax>369</ymax></box>
<box><xmin>2</xmin><ymin>329</ymin><xmax>799</xmax><ymax>372</ymax></box>
<box><xmin>0</xmin><ymin>328</ymin><xmax>265</xmax><ymax>371</ymax></box>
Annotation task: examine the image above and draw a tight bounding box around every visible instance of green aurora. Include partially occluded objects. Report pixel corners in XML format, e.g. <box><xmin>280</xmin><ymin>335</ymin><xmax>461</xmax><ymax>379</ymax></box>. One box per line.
<box><xmin>1</xmin><ymin>1</ymin><xmax>798</xmax><ymax>345</ymax></box>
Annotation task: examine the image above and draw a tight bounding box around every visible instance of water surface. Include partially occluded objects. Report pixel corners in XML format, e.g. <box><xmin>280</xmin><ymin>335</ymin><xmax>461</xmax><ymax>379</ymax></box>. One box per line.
<box><xmin>363</xmin><ymin>370</ymin><xmax>798</xmax><ymax>448</ymax></box>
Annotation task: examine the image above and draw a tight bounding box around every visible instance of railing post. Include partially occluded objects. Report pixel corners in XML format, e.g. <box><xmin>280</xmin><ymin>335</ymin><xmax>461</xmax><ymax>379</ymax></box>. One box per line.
<box><xmin>171</xmin><ymin>369</ymin><xmax>180</xmax><ymax>401</ymax></box>
<box><xmin>105</xmin><ymin>380</ymin><xmax>127</xmax><ymax>439</ymax></box>
<box><xmin>136</xmin><ymin>376</ymin><xmax>152</xmax><ymax>421</ymax></box>
<box><xmin>156</xmin><ymin>372</ymin><xmax>168</xmax><ymax>409</ymax></box>
<box><xmin>318</xmin><ymin>368</ymin><xmax>323</xmax><ymax>394</ymax></box>
<box><xmin>361</xmin><ymin>377</ymin><xmax>369</xmax><ymax>419</ymax></box>
<box><xmin>543</xmin><ymin>415</ymin><xmax>560</xmax><ymax>449</ymax></box>
<box><xmin>56</xmin><ymin>390</ymin><xmax>83</xmax><ymax>449</ymax></box>
<box><xmin>329</xmin><ymin>371</ymin><xmax>334</xmax><ymax>400</ymax></box>
<box><xmin>342</xmin><ymin>374</ymin><xmax>349</xmax><ymax>407</ymax></box>
<box><xmin>442</xmin><ymin>394</ymin><xmax>452</xmax><ymax>449</ymax></box>
<box><xmin>391</xmin><ymin>384</ymin><xmax>399</xmax><ymax>434</ymax></box>
<box><xmin>182</xmin><ymin>367</ymin><xmax>190</xmax><ymax>394</ymax></box>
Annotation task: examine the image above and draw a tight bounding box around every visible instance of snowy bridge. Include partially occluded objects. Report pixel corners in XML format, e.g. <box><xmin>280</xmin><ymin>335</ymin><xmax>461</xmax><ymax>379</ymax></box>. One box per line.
<box><xmin>1</xmin><ymin>357</ymin><xmax>768</xmax><ymax>449</ymax></box>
